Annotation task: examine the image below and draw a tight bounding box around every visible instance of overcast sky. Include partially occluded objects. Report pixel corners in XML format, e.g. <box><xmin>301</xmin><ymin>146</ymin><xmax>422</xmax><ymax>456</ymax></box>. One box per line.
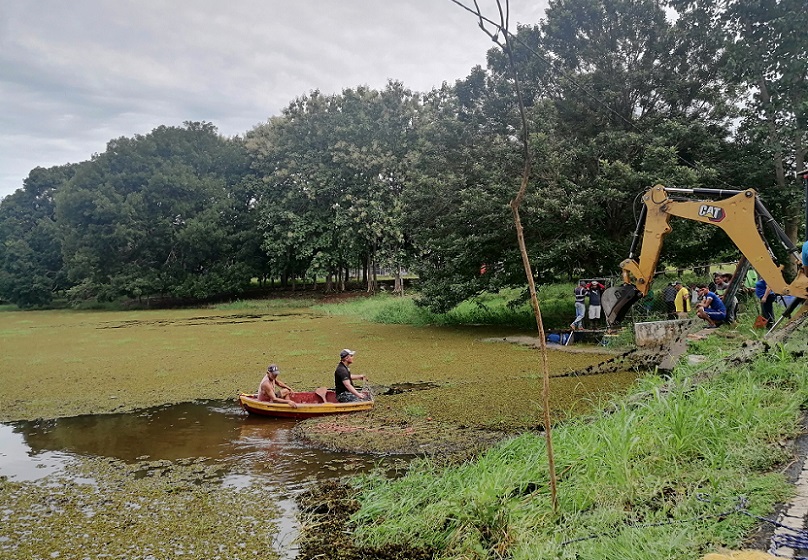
<box><xmin>0</xmin><ymin>1</ymin><xmax>549</xmax><ymax>200</ymax></box>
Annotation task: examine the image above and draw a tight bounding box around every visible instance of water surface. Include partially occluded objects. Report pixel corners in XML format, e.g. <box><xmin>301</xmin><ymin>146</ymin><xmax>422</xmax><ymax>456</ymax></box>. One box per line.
<box><xmin>0</xmin><ymin>401</ymin><xmax>410</xmax><ymax>559</ymax></box>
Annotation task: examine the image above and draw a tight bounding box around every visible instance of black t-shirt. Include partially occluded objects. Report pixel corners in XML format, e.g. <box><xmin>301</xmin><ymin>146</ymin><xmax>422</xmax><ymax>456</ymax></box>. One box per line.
<box><xmin>588</xmin><ymin>284</ymin><xmax>603</xmax><ymax>306</ymax></box>
<box><xmin>334</xmin><ymin>362</ymin><xmax>351</xmax><ymax>395</ymax></box>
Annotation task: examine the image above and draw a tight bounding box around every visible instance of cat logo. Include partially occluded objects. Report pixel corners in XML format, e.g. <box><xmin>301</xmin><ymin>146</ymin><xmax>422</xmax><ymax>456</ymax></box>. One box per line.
<box><xmin>698</xmin><ymin>204</ymin><xmax>725</xmax><ymax>222</ymax></box>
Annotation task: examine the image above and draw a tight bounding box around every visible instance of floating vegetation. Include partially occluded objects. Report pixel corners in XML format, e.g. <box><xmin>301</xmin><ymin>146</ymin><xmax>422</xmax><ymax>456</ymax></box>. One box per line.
<box><xmin>0</xmin><ymin>456</ymin><xmax>282</xmax><ymax>560</ymax></box>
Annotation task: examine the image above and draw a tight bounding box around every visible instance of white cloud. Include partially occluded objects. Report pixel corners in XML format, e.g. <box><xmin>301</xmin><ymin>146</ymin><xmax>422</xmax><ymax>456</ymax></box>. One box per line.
<box><xmin>0</xmin><ymin>0</ymin><xmax>548</xmax><ymax>200</ymax></box>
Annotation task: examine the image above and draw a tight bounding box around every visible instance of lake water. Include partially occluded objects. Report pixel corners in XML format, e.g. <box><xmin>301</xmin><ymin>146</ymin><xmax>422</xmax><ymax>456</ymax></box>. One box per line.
<box><xmin>0</xmin><ymin>400</ymin><xmax>410</xmax><ymax>559</ymax></box>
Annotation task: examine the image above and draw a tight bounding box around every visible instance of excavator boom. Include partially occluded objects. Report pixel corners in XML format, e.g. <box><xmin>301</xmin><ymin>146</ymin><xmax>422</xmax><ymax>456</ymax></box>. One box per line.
<box><xmin>601</xmin><ymin>185</ymin><xmax>808</xmax><ymax>327</ymax></box>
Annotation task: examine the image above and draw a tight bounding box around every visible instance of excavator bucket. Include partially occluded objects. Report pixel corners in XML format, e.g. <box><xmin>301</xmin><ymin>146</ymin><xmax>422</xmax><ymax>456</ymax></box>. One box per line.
<box><xmin>601</xmin><ymin>284</ymin><xmax>643</xmax><ymax>326</ymax></box>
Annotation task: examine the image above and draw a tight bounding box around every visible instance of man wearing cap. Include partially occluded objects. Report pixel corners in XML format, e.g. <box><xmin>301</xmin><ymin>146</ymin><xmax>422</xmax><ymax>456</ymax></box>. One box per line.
<box><xmin>334</xmin><ymin>349</ymin><xmax>369</xmax><ymax>403</ymax></box>
<box><xmin>258</xmin><ymin>364</ymin><xmax>298</xmax><ymax>408</ymax></box>
<box><xmin>586</xmin><ymin>280</ymin><xmax>606</xmax><ymax>328</ymax></box>
<box><xmin>673</xmin><ymin>280</ymin><xmax>690</xmax><ymax>319</ymax></box>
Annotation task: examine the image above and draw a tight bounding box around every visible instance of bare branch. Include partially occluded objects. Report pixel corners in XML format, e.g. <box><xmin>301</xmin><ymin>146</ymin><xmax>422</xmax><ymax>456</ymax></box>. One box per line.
<box><xmin>450</xmin><ymin>0</ymin><xmax>558</xmax><ymax>514</ymax></box>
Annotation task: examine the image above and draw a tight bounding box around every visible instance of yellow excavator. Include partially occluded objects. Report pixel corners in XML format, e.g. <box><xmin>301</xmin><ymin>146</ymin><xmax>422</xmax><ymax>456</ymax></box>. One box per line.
<box><xmin>601</xmin><ymin>184</ymin><xmax>808</xmax><ymax>328</ymax></box>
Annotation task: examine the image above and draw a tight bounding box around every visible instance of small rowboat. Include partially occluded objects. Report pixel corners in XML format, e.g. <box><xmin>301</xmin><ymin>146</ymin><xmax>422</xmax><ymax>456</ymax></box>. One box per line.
<box><xmin>238</xmin><ymin>388</ymin><xmax>374</xmax><ymax>419</ymax></box>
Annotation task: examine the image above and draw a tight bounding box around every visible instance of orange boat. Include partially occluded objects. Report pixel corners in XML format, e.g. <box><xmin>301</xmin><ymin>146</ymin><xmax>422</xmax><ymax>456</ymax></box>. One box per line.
<box><xmin>238</xmin><ymin>388</ymin><xmax>374</xmax><ymax>419</ymax></box>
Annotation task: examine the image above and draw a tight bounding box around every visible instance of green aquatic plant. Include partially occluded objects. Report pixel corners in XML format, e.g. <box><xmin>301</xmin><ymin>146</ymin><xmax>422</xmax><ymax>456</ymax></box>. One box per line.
<box><xmin>0</xmin><ymin>457</ymin><xmax>282</xmax><ymax>559</ymax></box>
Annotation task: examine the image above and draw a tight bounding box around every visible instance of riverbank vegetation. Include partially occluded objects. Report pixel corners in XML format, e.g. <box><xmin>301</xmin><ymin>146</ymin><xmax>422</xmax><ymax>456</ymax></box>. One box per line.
<box><xmin>311</xmin><ymin>327</ymin><xmax>808</xmax><ymax>559</ymax></box>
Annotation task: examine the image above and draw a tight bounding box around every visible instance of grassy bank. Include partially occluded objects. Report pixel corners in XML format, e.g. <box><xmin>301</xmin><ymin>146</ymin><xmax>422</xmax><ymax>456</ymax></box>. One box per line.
<box><xmin>320</xmin><ymin>330</ymin><xmax>808</xmax><ymax>559</ymax></box>
<box><xmin>312</xmin><ymin>287</ymin><xmax>574</xmax><ymax>330</ymax></box>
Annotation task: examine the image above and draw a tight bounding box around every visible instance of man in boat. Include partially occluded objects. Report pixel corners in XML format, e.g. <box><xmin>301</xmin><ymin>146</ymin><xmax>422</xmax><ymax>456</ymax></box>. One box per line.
<box><xmin>258</xmin><ymin>364</ymin><xmax>298</xmax><ymax>408</ymax></box>
<box><xmin>334</xmin><ymin>349</ymin><xmax>369</xmax><ymax>403</ymax></box>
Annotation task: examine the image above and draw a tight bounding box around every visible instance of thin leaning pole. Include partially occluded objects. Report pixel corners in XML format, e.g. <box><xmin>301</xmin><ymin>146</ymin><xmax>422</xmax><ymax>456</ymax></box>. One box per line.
<box><xmin>460</xmin><ymin>0</ymin><xmax>559</xmax><ymax>513</ymax></box>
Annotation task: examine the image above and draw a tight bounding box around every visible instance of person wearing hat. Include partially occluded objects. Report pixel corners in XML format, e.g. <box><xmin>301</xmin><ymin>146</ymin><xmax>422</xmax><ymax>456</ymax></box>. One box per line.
<box><xmin>257</xmin><ymin>364</ymin><xmax>298</xmax><ymax>408</ymax></box>
<box><xmin>334</xmin><ymin>349</ymin><xmax>369</xmax><ymax>403</ymax></box>
<box><xmin>570</xmin><ymin>280</ymin><xmax>588</xmax><ymax>331</ymax></box>
<box><xmin>585</xmin><ymin>279</ymin><xmax>606</xmax><ymax>328</ymax></box>
<box><xmin>673</xmin><ymin>280</ymin><xmax>690</xmax><ymax>319</ymax></box>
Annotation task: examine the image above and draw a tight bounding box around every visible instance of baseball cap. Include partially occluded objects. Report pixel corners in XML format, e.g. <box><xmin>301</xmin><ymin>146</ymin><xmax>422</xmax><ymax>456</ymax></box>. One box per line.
<box><xmin>340</xmin><ymin>349</ymin><xmax>355</xmax><ymax>359</ymax></box>
<box><xmin>267</xmin><ymin>364</ymin><xmax>279</xmax><ymax>374</ymax></box>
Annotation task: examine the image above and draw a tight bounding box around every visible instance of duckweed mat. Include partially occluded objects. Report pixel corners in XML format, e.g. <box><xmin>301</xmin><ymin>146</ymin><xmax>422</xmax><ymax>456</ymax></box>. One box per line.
<box><xmin>0</xmin><ymin>307</ymin><xmax>629</xmax><ymax>433</ymax></box>
<box><xmin>0</xmin><ymin>456</ymin><xmax>282</xmax><ymax>560</ymax></box>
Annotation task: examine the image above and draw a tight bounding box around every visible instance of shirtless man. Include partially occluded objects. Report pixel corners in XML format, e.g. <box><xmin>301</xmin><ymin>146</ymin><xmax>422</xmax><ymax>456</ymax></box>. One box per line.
<box><xmin>257</xmin><ymin>364</ymin><xmax>298</xmax><ymax>408</ymax></box>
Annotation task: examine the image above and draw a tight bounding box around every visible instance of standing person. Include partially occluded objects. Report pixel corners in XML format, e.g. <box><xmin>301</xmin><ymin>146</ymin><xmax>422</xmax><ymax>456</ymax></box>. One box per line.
<box><xmin>662</xmin><ymin>282</ymin><xmax>678</xmax><ymax>319</ymax></box>
<box><xmin>586</xmin><ymin>280</ymin><xmax>606</xmax><ymax>328</ymax></box>
<box><xmin>713</xmin><ymin>273</ymin><xmax>729</xmax><ymax>298</ymax></box>
<box><xmin>720</xmin><ymin>272</ymin><xmax>738</xmax><ymax>321</ymax></box>
<box><xmin>696</xmin><ymin>285</ymin><xmax>727</xmax><ymax>328</ymax></box>
<box><xmin>673</xmin><ymin>280</ymin><xmax>690</xmax><ymax>319</ymax></box>
<box><xmin>743</xmin><ymin>267</ymin><xmax>758</xmax><ymax>297</ymax></box>
<box><xmin>803</xmin><ymin>241</ymin><xmax>808</xmax><ymax>277</ymax></box>
<box><xmin>334</xmin><ymin>349</ymin><xmax>369</xmax><ymax>403</ymax></box>
<box><xmin>755</xmin><ymin>278</ymin><xmax>775</xmax><ymax>328</ymax></box>
<box><xmin>257</xmin><ymin>364</ymin><xmax>298</xmax><ymax>408</ymax></box>
<box><xmin>570</xmin><ymin>280</ymin><xmax>588</xmax><ymax>330</ymax></box>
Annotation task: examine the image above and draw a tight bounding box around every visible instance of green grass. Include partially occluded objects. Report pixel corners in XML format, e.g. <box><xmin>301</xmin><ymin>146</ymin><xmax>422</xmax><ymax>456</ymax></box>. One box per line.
<box><xmin>312</xmin><ymin>287</ymin><xmax>576</xmax><ymax>330</ymax></box>
<box><xmin>212</xmin><ymin>298</ymin><xmax>318</xmax><ymax>311</ymax></box>
<box><xmin>346</xmin><ymin>340</ymin><xmax>808</xmax><ymax>559</ymax></box>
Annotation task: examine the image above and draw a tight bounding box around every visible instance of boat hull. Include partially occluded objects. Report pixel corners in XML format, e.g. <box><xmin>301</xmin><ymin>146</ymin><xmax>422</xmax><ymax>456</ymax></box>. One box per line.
<box><xmin>238</xmin><ymin>391</ymin><xmax>373</xmax><ymax>419</ymax></box>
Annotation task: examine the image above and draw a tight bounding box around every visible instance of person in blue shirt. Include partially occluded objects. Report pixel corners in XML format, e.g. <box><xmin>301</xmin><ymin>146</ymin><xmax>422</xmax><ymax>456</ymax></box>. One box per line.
<box><xmin>696</xmin><ymin>285</ymin><xmax>727</xmax><ymax>328</ymax></box>
<box><xmin>755</xmin><ymin>278</ymin><xmax>775</xmax><ymax>328</ymax></box>
<box><xmin>802</xmin><ymin>241</ymin><xmax>808</xmax><ymax>276</ymax></box>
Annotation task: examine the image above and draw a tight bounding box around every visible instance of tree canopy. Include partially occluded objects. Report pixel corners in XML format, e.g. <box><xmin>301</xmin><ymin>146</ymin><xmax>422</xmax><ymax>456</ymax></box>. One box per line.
<box><xmin>1</xmin><ymin>0</ymin><xmax>804</xmax><ymax>311</ymax></box>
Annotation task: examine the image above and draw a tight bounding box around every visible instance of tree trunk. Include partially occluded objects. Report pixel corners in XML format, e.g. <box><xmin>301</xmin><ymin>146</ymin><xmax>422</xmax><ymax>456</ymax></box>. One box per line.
<box><xmin>393</xmin><ymin>265</ymin><xmax>403</xmax><ymax>295</ymax></box>
<box><xmin>366</xmin><ymin>249</ymin><xmax>377</xmax><ymax>294</ymax></box>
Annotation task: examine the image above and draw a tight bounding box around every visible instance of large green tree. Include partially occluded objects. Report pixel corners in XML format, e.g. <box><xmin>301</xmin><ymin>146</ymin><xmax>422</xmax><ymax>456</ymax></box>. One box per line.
<box><xmin>722</xmin><ymin>0</ymin><xmax>808</xmax><ymax>242</ymax></box>
<box><xmin>56</xmin><ymin>122</ymin><xmax>253</xmax><ymax>303</ymax></box>
<box><xmin>0</xmin><ymin>165</ymin><xmax>77</xmax><ymax>307</ymax></box>
<box><xmin>246</xmin><ymin>83</ymin><xmax>418</xmax><ymax>293</ymax></box>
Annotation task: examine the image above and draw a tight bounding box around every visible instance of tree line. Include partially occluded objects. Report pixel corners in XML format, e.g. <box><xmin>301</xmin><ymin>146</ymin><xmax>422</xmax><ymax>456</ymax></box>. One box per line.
<box><xmin>1</xmin><ymin>0</ymin><xmax>805</xmax><ymax>311</ymax></box>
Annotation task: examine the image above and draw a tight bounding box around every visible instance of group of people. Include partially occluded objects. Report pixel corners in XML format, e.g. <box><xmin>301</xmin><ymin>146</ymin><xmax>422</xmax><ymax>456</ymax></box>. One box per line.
<box><xmin>256</xmin><ymin>348</ymin><xmax>370</xmax><ymax>407</ymax></box>
<box><xmin>568</xmin><ymin>238</ymin><xmax>808</xmax><ymax>334</ymax></box>
<box><xmin>570</xmin><ymin>279</ymin><xmax>607</xmax><ymax>330</ymax></box>
<box><xmin>572</xmin><ymin>273</ymin><xmax>748</xmax><ymax>330</ymax></box>
<box><xmin>659</xmin><ymin>276</ymin><xmax>731</xmax><ymax>329</ymax></box>
<box><xmin>653</xmin><ymin>267</ymin><xmax>780</xmax><ymax>330</ymax></box>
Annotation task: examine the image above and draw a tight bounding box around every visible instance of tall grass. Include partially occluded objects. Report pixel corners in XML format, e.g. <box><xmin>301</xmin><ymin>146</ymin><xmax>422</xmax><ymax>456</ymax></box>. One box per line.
<box><xmin>313</xmin><ymin>286</ymin><xmax>576</xmax><ymax>330</ymax></box>
<box><xmin>347</xmin><ymin>347</ymin><xmax>807</xmax><ymax>559</ymax></box>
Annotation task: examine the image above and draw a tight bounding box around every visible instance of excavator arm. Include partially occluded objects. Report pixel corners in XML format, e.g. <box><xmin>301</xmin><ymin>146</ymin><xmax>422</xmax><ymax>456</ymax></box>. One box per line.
<box><xmin>602</xmin><ymin>184</ymin><xmax>808</xmax><ymax>326</ymax></box>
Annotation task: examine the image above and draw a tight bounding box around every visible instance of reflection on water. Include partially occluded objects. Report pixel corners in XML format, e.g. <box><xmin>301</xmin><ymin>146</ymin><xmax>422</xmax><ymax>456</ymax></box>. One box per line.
<box><xmin>0</xmin><ymin>423</ymin><xmax>74</xmax><ymax>481</ymax></box>
<box><xmin>0</xmin><ymin>401</ymin><xmax>411</xmax><ymax>560</ymax></box>
<box><xmin>1</xmin><ymin>400</ymin><xmax>406</xmax><ymax>487</ymax></box>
